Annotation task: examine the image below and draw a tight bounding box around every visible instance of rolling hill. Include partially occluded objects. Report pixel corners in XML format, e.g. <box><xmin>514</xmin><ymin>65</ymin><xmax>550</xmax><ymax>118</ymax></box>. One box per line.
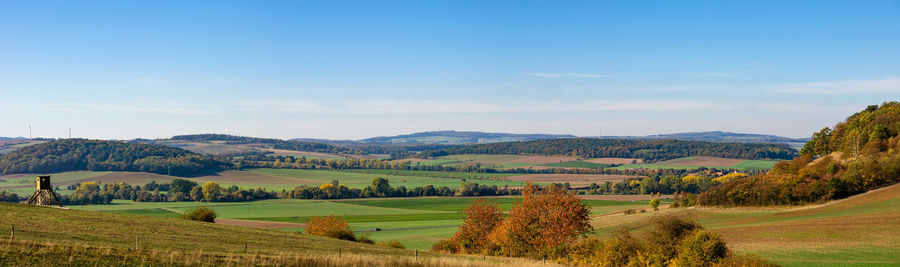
<box><xmin>356</xmin><ymin>130</ymin><xmax>575</xmax><ymax>145</ymax></box>
<box><xmin>0</xmin><ymin>203</ymin><xmax>536</xmax><ymax>266</ymax></box>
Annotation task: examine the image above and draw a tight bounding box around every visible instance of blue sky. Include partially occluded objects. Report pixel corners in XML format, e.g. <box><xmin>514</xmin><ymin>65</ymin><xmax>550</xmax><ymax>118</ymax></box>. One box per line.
<box><xmin>1</xmin><ymin>0</ymin><xmax>899</xmax><ymax>140</ymax></box>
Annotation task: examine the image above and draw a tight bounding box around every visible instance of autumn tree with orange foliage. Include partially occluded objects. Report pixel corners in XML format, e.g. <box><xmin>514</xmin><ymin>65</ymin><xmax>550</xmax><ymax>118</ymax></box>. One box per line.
<box><xmin>305</xmin><ymin>215</ymin><xmax>356</xmax><ymax>241</ymax></box>
<box><xmin>450</xmin><ymin>199</ymin><xmax>504</xmax><ymax>254</ymax></box>
<box><xmin>487</xmin><ymin>182</ymin><xmax>592</xmax><ymax>258</ymax></box>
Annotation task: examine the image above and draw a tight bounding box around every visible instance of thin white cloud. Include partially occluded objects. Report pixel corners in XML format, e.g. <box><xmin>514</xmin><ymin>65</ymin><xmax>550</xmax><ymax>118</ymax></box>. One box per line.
<box><xmin>13</xmin><ymin>103</ymin><xmax>216</xmax><ymax>115</ymax></box>
<box><xmin>766</xmin><ymin>77</ymin><xmax>900</xmax><ymax>95</ymax></box>
<box><xmin>528</xmin><ymin>73</ymin><xmax>617</xmax><ymax>78</ymax></box>
<box><xmin>236</xmin><ymin>98</ymin><xmax>849</xmax><ymax>115</ymax></box>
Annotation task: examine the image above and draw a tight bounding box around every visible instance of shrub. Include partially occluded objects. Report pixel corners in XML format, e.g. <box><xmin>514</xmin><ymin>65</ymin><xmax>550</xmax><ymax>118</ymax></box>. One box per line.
<box><xmin>649</xmin><ymin>198</ymin><xmax>660</xmax><ymax>211</ymax></box>
<box><xmin>677</xmin><ymin>229</ymin><xmax>729</xmax><ymax>266</ymax></box>
<box><xmin>377</xmin><ymin>240</ymin><xmax>405</xmax><ymax>249</ymax></box>
<box><xmin>623</xmin><ymin>209</ymin><xmax>637</xmax><ymax>215</ymax></box>
<box><xmin>450</xmin><ymin>199</ymin><xmax>504</xmax><ymax>253</ymax></box>
<box><xmin>305</xmin><ymin>215</ymin><xmax>356</xmax><ymax>241</ymax></box>
<box><xmin>180</xmin><ymin>206</ymin><xmax>217</xmax><ymax>222</ymax></box>
<box><xmin>432</xmin><ymin>239</ymin><xmax>458</xmax><ymax>253</ymax></box>
<box><xmin>646</xmin><ymin>214</ymin><xmax>702</xmax><ymax>259</ymax></box>
<box><xmin>487</xmin><ymin>183</ymin><xmax>592</xmax><ymax>258</ymax></box>
<box><xmin>356</xmin><ymin>233</ymin><xmax>375</xmax><ymax>244</ymax></box>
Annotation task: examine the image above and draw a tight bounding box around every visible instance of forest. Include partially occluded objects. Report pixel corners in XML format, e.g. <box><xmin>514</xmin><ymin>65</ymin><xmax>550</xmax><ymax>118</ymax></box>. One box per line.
<box><xmin>416</xmin><ymin>138</ymin><xmax>797</xmax><ymax>162</ymax></box>
<box><xmin>700</xmin><ymin>102</ymin><xmax>900</xmax><ymax>206</ymax></box>
<box><xmin>0</xmin><ymin>139</ymin><xmax>224</xmax><ymax>176</ymax></box>
<box><xmin>170</xmin><ymin>133</ymin><xmax>457</xmax><ymax>158</ymax></box>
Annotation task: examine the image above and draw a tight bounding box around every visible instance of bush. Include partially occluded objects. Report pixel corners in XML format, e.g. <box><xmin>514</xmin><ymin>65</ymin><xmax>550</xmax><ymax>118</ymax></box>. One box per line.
<box><xmin>647</xmin><ymin>214</ymin><xmax>702</xmax><ymax>260</ymax></box>
<box><xmin>305</xmin><ymin>215</ymin><xmax>356</xmax><ymax>241</ymax></box>
<box><xmin>650</xmin><ymin>198</ymin><xmax>660</xmax><ymax>211</ymax></box>
<box><xmin>356</xmin><ymin>233</ymin><xmax>375</xmax><ymax>244</ymax></box>
<box><xmin>180</xmin><ymin>206</ymin><xmax>217</xmax><ymax>222</ymax></box>
<box><xmin>450</xmin><ymin>199</ymin><xmax>504</xmax><ymax>253</ymax></box>
<box><xmin>486</xmin><ymin>183</ymin><xmax>592</xmax><ymax>258</ymax></box>
<box><xmin>677</xmin><ymin>229</ymin><xmax>729</xmax><ymax>266</ymax></box>
<box><xmin>377</xmin><ymin>240</ymin><xmax>405</xmax><ymax>249</ymax></box>
<box><xmin>623</xmin><ymin>209</ymin><xmax>637</xmax><ymax>215</ymax></box>
<box><xmin>432</xmin><ymin>239</ymin><xmax>458</xmax><ymax>253</ymax></box>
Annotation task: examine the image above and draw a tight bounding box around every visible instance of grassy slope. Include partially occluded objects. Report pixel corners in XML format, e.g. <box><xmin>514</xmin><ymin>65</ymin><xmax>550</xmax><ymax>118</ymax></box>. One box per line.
<box><xmin>589</xmin><ymin>183</ymin><xmax>900</xmax><ymax>266</ymax></box>
<box><xmin>0</xmin><ymin>203</ymin><xmax>549</xmax><ymax>266</ymax></box>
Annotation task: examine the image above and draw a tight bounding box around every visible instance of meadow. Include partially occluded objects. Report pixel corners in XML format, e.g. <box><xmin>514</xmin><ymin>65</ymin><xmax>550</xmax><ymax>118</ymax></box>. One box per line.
<box><xmin>67</xmin><ymin>197</ymin><xmax>654</xmax><ymax>250</ymax></box>
<box><xmin>588</xmin><ymin>183</ymin><xmax>900</xmax><ymax>266</ymax></box>
<box><xmin>609</xmin><ymin>156</ymin><xmax>780</xmax><ymax>171</ymax></box>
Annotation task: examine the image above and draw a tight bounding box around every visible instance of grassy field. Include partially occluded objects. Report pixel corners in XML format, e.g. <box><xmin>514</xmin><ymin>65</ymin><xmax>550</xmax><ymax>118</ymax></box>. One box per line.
<box><xmin>589</xmin><ymin>183</ymin><xmax>900</xmax><ymax>266</ymax></box>
<box><xmin>0</xmin><ymin>203</ymin><xmax>552</xmax><ymax>266</ymax></box>
<box><xmin>610</xmin><ymin>156</ymin><xmax>780</xmax><ymax>171</ymax></box>
<box><xmin>248</xmin><ymin>168</ymin><xmax>526</xmax><ymax>189</ymax></box>
<box><xmin>537</xmin><ymin>161</ymin><xmax>609</xmax><ymax>168</ymax></box>
<box><xmin>66</xmin><ymin>197</ymin><xmax>653</xmax><ymax>250</ymax></box>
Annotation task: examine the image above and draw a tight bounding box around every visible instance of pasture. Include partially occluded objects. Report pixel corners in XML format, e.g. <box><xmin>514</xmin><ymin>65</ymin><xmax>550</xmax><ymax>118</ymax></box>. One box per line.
<box><xmin>589</xmin><ymin>183</ymin><xmax>900</xmax><ymax>266</ymax></box>
<box><xmin>66</xmin><ymin>196</ymin><xmax>654</xmax><ymax>250</ymax></box>
<box><xmin>610</xmin><ymin>156</ymin><xmax>780</xmax><ymax>171</ymax></box>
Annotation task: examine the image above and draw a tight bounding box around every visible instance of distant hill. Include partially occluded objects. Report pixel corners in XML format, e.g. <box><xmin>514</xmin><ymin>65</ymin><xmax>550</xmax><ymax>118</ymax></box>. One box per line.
<box><xmin>0</xmin><ymin>139</ymin><xmax>224</xmax><ymax>176</ymax></box>
<box><xmin>0</xmin><ymin>137</ymin><xmax>27</xmax><ymax>141</ymax></box>
<box><xmin>292</xmin><ymin>130</ymin><xmax>575</xmax><ymax>145</ymax></box>
<box><xmin>604</xmin><ymin>131</ymin><xmax>808</xmax><ymax>149</ymax></box>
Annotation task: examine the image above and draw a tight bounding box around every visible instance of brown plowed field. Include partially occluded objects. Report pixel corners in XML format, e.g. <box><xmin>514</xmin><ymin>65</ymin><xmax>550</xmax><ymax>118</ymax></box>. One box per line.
<box><xmin>584</xmin><ymin>157</ymin><xmax>644</xmax><ymax>164</ymax></box>
<box><xmin>505</xmin><ymin>174</ymin><xmax>636</xmax><ymax>186</ymax></box>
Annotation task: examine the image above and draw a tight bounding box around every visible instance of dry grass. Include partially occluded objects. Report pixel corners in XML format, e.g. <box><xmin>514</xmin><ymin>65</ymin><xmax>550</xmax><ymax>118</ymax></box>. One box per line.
<box><xmin>588</xmin><ymin>183</ymin><xmax>900</xmax><ymax>265</ymax></box>
<box><xmin>0</xmin><ymin>240</ymin><xmax>559</xmax><ymax>267</ymax></box>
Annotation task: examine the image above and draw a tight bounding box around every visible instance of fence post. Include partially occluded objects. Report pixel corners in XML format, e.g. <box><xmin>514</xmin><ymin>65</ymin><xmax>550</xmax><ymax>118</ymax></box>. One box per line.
<box><xmin>339</xmin><ymin>248</ymin><xmax>341</xmax><ymax>257</ymax></box>
<box><xmin>134</xmin><ymin>236</ymin><xmax>138</xmax><ymax>250</ymax></box>
<box><xmin>10</xmin><ymin>225</ymin><xmax>13</xmax><ymax>240</ymax></box>
<box><xmin>244</xmin><ymin>243</ymin><xmax>247</xmax><ymax>252</ymax></box>
<box><xmin>415</xmin><ymin>249</ymin><xmax>418</xmax><ymax>260</ymax></box>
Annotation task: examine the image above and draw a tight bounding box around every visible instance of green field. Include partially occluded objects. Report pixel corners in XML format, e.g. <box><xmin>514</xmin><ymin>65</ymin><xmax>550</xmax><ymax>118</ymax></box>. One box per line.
<box><xmin>247</xmin><ymin>168</ymin><xmax>526</xmax><ymax>189</ymax></box>
<box><xmin>67</xmin><ymin>197</ymin><xmax>652</xmax><ymax>250</ymax></box>
<box><xmin>609</xmin><ymin>158</ymin><xmax>779</xmax><ymax>171</ymax></box>
<box><xmin>538</xmin><ymin>161</ymin><xmax>609</xmax><ymax>168</ymax></box>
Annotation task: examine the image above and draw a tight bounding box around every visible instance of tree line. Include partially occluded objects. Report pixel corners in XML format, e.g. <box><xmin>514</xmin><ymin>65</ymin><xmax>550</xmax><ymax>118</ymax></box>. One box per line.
<box><xmin>57</xmin><ymin>179</ymin><xmax>277</xmax><ymax>205</ymax></box>
<box><xmin>0</xmin><ymin>139</ymin><xmax>224</xmax><ymax>176</ymax></box>
<box><xmin>416</xmin><ymin>138</ymin><xmax>797</xmax><ymax>162</ymax></box>
<box><xmin>286</xmin><ymin>178</ymin><xmax>520</xmax><ymax>199</ymax></box>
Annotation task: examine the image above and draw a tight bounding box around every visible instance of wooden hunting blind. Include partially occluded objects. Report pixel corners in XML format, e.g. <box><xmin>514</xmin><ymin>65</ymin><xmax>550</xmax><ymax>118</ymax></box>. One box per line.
<box><xmin>26</xmin><ymin>175</ymin><xmax>63</xmax><ymax>206</ymax></box>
